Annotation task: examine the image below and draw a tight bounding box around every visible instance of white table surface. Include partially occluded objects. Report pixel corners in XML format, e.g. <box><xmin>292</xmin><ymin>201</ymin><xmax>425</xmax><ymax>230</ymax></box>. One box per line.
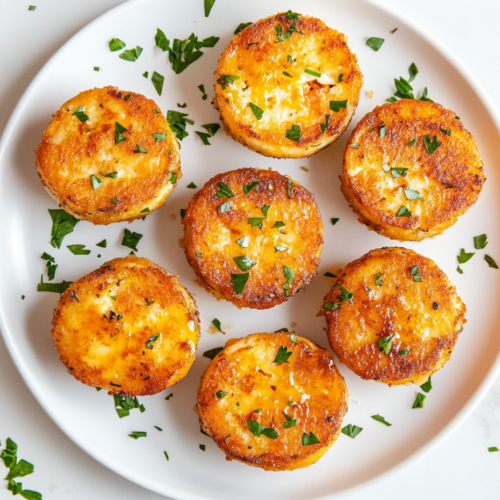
<box><xmin>1</xmin><ymin>0</ymin><xmax>500</xmax><ymax>498</ymax></box>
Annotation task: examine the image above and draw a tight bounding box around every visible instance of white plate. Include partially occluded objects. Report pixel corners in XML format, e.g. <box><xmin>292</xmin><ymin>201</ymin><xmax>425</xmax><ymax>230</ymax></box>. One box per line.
<box><xmin>1</xmin><ymin>0</ymin><xmax>500</xmax><ymax>498</ymax></box>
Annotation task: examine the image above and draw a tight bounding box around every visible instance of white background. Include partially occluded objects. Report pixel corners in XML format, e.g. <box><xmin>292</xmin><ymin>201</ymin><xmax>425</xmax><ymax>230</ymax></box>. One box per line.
<box><xmin>1</xmin><ymin>0</ymin><xmax>500</xmax><ymax>499</ymax></box>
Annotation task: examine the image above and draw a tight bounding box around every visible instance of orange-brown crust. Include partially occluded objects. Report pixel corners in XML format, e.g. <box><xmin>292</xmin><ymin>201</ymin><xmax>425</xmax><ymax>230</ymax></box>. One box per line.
<box><xmin>341</xmin><ymin>100</ymin><xmax>485</xmax><ymax>241</ymax></box>
<box><xmin>214</xmin><ymin>12</ymin><xmax>363</xmax><ymax>158</ymax></box>
<box><xmin>197</xmin><ymin>333</ymin><xmax>348</xmax><ymax>471</ymax></box>
<box><xmin>323</xmin><ymin>247</ymin><xmax>466</xmax><ymax>385</ymax></box>
<box><xmin>183</xmin><ymin>168</ymin><xmax>323</xmax><ymax>309</ymax></box>
<box><xmin>52</xmin><ymin>256</ymin><xmax>200</xmax><ymax>396</ymax></box>
<box><xmin>36</xmin><ymin>86</ymin><xmax>181</xmax><ymax>225</ymax></box>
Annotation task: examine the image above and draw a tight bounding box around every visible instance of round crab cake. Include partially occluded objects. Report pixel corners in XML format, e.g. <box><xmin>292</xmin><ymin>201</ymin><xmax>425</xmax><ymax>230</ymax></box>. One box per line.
<box><xmin>183</xmin><ymin>168</ymin><xmax>323</xmax><ymax>309</ymax></box>
<box><xmin>196</xmin><ymin>333</ymin><xmax>348</xmax><ymax>471</ymax></box>
<box><xmin>340</xmin><ymin>99</ymin><xmax>485</xmax><ymax>241</ymax></box>
<box><xmin>214</xmin><ymin>11</ymin><xmax>363</xmax><ymax>158</ymax></box>
<box><xmin>323</xmin><ymin>247</ymin><xmax>466</xmax><ymax>386</ymax></box>
<box><xmin>36</xmin><ymin>86</ymin><xmax>181</xmax><ymax>225</ymax></box>
<box><xmin>52</xmin><ymin>256</ymin><xmax>200</xmax><ymax>396</ymax></box>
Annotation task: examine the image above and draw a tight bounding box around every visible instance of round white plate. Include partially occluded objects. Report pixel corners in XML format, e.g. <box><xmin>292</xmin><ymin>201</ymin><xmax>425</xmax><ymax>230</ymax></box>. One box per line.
<box><xmin>1</xmin><ymin>0</ymin><xmax>500</xmax><ymax>498</ymax></box>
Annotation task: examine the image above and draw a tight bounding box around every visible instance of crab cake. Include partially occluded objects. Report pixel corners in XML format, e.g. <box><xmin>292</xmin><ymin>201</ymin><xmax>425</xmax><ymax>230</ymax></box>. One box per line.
<box><xmin>340</xmin><ymin>99</ymin><xmax>485</xmax><ymax>241</ymax></box>
<box><xmin>214</xmin><ymin>11</ymin><xmax>363</xmax><ymax>158</ymax></box>
<box><xmin>323</xmin><ymin>247</ymin><xmax>466</xmax><ymax>386</ymax></box>
<box><xmin>51</xmin><ymin>256</ymin><xmax>200</xmax><ymax>396</ymax></box>
<box><xmin>197</xmin><ymin>333</ymin><xmax>347</xmax><ymax>471</ymax></box>
<box><xmin>183</xmin><ymin>168</ymin><xmax>323</xmax><ymax>309</ymax></box>
<box><xmin>36</xmin><ymin>86</ymin><xmax>181</xmax><ymax>225</ymax></box>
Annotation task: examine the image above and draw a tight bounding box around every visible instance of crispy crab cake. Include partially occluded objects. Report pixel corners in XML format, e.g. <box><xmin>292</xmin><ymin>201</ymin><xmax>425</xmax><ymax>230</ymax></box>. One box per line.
<box><xmin>183</xmin><ymin>168</ymin><xmax>323</xmax><ymax>309</ymax></box>
<box><xmin>36</xmin><ymin>86</ymin><xmax>181</xmax><ymax>225</ymax></box>
<box><xmin>51</xmin><ymin>256</ymin><xmax>200</xmax><ymax>396</ymax></box>
<box><xmin>196</xmin><ymin>333</ymin><xmax>348</xmax><ymax>471</ymax></box>
<box><xmin>214</xmin><ymin>11</ymin><xmax>363</xmax><ymax>158</ymax></box>
<box><xmin>323</xmin><ymin>247</ymin><xmax>466</xmax><ymax>386</ymax></box>
<box><xmin>340</xmin><ymin>99</ymin><xmax>485</xmax><ymax>241</ymax></box>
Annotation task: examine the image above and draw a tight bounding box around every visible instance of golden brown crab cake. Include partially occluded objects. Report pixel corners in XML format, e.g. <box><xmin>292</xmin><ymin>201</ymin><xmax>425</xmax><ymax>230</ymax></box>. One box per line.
<box><xmin>51</xmin><ymin>256</ymin><xmax>200</xmax><ymax>396</ymax></box>
<box><xmin>340</xmin><ymin>99</ymin><xmax>485</xmax><ymax>241</ymax></box>
<box><xmin>36</xmin><ymin>86</ymin><xmax>181</xmax><ymax>225</ymax></box>
<box><xmin>214</xmin><ymin>11</ymin><xmax>363</xmax><ymax>158</ymax></box>
<box><xmin>183</xmin><ymin>168</ymin><xmax>323</xmax><ymax>309</ymax></box>
<box><xmin>196</xmin><ymin>333</ymin><xmax>348</xmax><ymax>471</ymax></box>
<box><xmin>322</xmin><ymin>247</ymin><xmax>466</xmax><ymax>386</ymax></box>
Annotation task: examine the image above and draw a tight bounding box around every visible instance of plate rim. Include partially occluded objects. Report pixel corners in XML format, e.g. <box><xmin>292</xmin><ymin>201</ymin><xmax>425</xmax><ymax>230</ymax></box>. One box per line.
<box><xmin>1</xmin><ymin>0</ymin><xmax>500</xmax><ymax>498</ymax></box>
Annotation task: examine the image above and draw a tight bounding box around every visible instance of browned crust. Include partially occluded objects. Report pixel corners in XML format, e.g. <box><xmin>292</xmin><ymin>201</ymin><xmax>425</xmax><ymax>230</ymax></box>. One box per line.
<box><xmin>322</xmin><ymin>247</ymin><xmax>466</xmax><ymax>385</ymax></box>
<box><xmin>183</xmin><ymin>168</ymin><xmax>323</xmax><ymax>309</ymax></box>
<box><xmin>197</xmin><ymin>333</ymin><xmax>348</xmax><ymax>471</ymax></box>
<box><xmin>214</xmin><ymin>12</ymin><xmax>363</xmax><ymax>158</ymax></box>
<box><xmin>36</xmin><ymin>86</ymin><xmax>181</xmax><ymax>225</ymax></box>
<box><xmin>52</xmin><ymin>256</ymin><xmax>200</xmax><ymax>396</ymax></box>
<box><xmin>340</xmin><ymin>99</ymin><xmax>485</xmax><ymax>241</ymax></box>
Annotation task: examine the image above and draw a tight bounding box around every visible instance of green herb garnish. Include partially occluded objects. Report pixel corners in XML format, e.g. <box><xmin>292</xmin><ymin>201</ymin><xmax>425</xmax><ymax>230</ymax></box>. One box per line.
<box><xmin>341</xmin><ymin>424</ymin><xmax>363</xmax><ymax>438</ymax></box>
<box><xmin>231</xmin><ymin>273</ymin><xmax>249</xmax><ymax>294</ymax></box>
<box><xmin>457</xmin><ymin>248</ymin><xmax>475</xmax><ymax>265</ymax></box>
<box><xmin>133</xmin><ymin>144</ymin><xmax>148</xmax><ymax>154</ymax></box>
<box><xmin>243</xmin><ymin>181</ymin><xmax>258</xmax><ymax>194</ymax></box>
<box><xmin>330</xmin><ymin>100</ymin><xmax>348</xmax><ymax>112</ymax></box>
<box><xmin>396</xmin><ymin>206</ymin><xmax>411</xmax><ymax>217</ymax></box>
<box><xmin>215</xmin><ymin>391</ymin><xmax>228</xmax><ymax>399</ymax></box>
<box><xmin>378</xmin><ymin>335</ymin><xmax>393</xmax><ymax>355</ymax></box>
<box><xmin>282</xmin><ymin>265</ymin><xmax>295</xmax><ymax>297</ymax></box>
<box><xmin>420</xmin><ymin>376</ymin><xmax>432</xmax><ymax>393</ymax></box>
<box><xmin>474</xmin><ymin>234</ymin><xmax>488</xmax><ymax>249</ymax></box>
<box><xmin>128</xmin><ymin>431</ymin><xmax>147</xmax><ymax>439</ymax></box>
<box><xmin>407</xmin><ymin>138</ymin><xmax>417</xmax><ymax>146</ymax></box>
<box><xmin>37</xmin><ymin>275</ymin><xmax>73</xmax><ymax>294</ymax></box>
<box><xmin>405</xmin><ymin>187</ymin><xmax>425</xmax><ymax>202</ymax></box>
<box><xmin>113</xmin><ymin>394</ymin><xmax>145</xmax><ymax>418</ymax></box>
<box><xmin>286</xmin><ymin>124</ymin><xmax>301</xmax><ymax>142</ymax></box>
<box><xmin>366</xmin><ymin>37</ymin><xmax>384</xmax><ymax>51</ymax></box>
<box><xmin>72</xmin><ymin>106</ymin><xmax>89</xmax><ymax>123</ymax></box>
<box><xmin>109</xmin><ymin>38</ymin><xmax>125</xmax><ymax>51</ymax></box>
<box><xmin>202</xmin><ymin>123</ymin><xmax>221</xmax><ymax>136</ymax></box>
<box><xmin>247</xmin><ymin>420</ymin><xmax>279</xmax><ymax>439</ymax></box>
<box><xmin>90</xmin><ymin>174</ymin><xmax>102</xmax><ymax>190</ymax></box>
<box><xmin>114</xmin><ymin>121</ymin><xmax>127</xmax><ymax>144</ymax></box>
<box><xmin>272</xmin><ymin>221</ymin><xmax>285</xmax><ymax>228</ymax></box>
<box><xmin>274</xmin><ymin>345</ymin><xmax>293</xmax><ymax>363</ymax></box>
<box><xmin>236</xmin><ymin>236</ymin><xmax>249</xmax><ymax>248</ymax></box>
<box><xmin>48</xmin><ymin>209</ymin><xmax>79</xmax><ymax>249</ymax></box>
<box><xmin>399</xmin><ymin>348</ymin><xmax>410</xmax><ymax>356</ymax></box>
<box><xmin>423</xmin><ymin>134</ymin><xmax>442</xmax><ymax>154</ymax></box>
<box><xmin>233</xmin><ymin>256</ymin><xmax>255</xmax><ymax>271</ymax></box>
<box><xmin>150</xmin><ymin>71</ymin><xmax>164</xmax><ymax>96</ymax></box>
<box><xmin>408</xmin><ymin>62</ymin><xmax>418</xmax><ymax>82</ymax></box>
<box><xmin>121</xmin><ymin>229</ymin><xmax>143</xmax><ymax>252</ymax></box>
<box><xmin>218</xmin><ymin>202</ymin><xmax>231</xmax><ymax>214</ymax></box>
<box><xmin>67</xmin><ymin>244</ymin><xmax>90</xmax><ymax>255</ymax></box>
<box><xmin>216</xmin><ymin>181</ymin><xmax>234</xmax><ymax>198</ymax></box>
<box><xmin>249</xmin><ymin>102</ymin><xmax>264</xmax><ymax>120</ymax></box>
<box><xmin>203</xmin><ymin>346</ymin><xmax>224</xmax><ymax>359</ymax></box>
<box><xmin>324</xmin><ymin>284</ymin><xmax>352</xmax><ymax>310</ymax></box>
<box><xmin>410</xmin><ymin>265</ymin><xmax>423</xmax><ymax>282</ymax></box>
<box><xmin>374</xmin><ymin>272</ymin><xmax>384</xmax><ymax>286</ymax></box>
<box><xmin>485</xmin><ymin>255</ymin><xmax>499</xmax><ymax>269</ymax></box>
<box><xmin>235</xmin><ymin>22</ymin><xmax>253</xmax><ymax>34</ymax></box>
<box><xmin>413</xmin><ymin>393</ymin><xmax>426</xmax><ymax>409</ymax></box>
<box><xmin>371</xmin><ymin>414</ymin><xmax>392</xmax><ymax>426</ymax></box>
<box><xmin>204</xmin><ymin>0</ymin><xmax>216</xmax><ymax>17</ymax></box>
<box><xmin>167</xmin><ymin>110</ymin><xmax>194</xmax><ymax>141</ymax></box>
<box><xmin>217</xmin><ymin>74</ymin><xmax>240</xmax><ymax>89</ymax></box>
<box><xmin>320</xmin><ymin>114</ymin><xmax>331</xmax><ymax>134</ymax></box>
<box><xmin>488</xmin><ymin>447</ymin><xmax>499</xmax><ymax>452</ymax></box>
<box><xmin>248</xmin><ymin>217</ymin><xmax>264</xmax><ymax>229</ymax></box>
<box><xmin>119</xmin><ymin>46</ymin><xmax>143</xmax><ymax>62</ymax></box>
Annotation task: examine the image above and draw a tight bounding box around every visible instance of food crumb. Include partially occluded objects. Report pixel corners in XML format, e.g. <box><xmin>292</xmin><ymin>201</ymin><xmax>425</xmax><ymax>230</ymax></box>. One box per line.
<box><xmin>300</xmin><ymin>166</ymin><xmax>309</xmax><ymax>172</ymax></box>
<box><xmin>366</xmin><ymin>90</ymin><xmax>374</xmax><ymax>98</ymax></box>
<box><xmin>49</xmin><ymin>483</ymin><xmax>56</xmax><ymax>493</ymax></box>
<box><xmin>178</xmin><ymin>238</ymin><xmax>185</xmax><ymax>249</ymax></box>
<box><xmin>291</xmin><ymin>322</ymin><xmax>297</xmax><ymax>328</ymax></box>
<box><xmin>170</xmin><ymin>213</ymin><xmax>177</xmax><ymax>220</ymax></box>
<box><xmin>207</xmin><ymin>324</ymin><xmax>219</xmax><ymax>334</ymax></box>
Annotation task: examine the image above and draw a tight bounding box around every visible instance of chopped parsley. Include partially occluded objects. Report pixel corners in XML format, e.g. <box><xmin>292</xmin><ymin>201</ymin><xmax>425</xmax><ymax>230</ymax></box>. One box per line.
<box><xmin>196</xmin><ymin>131</ymin><xmax>212</xmax><ymax>145</ymax></box>
<box><xmin>198</xmin><ymin>84</ymin><xmax>208</xmax><ymax>100</ymax></box>
<box><xmin>320</xmin><ymin>114</ymin><xmax>331</xmax><ymax>134</ymax></box>
<box><xmin>324</xmin><ymin>284</ymin><xmax>352</xmax><ymax>310</ymax></box>
<box><xmin>119</xmin><ymin>46</ymin><xmax>143</xmax><ymax>62</ymax></box>
<box><xmin>488</xmin><ymin>447</ymin><xmax>499</xmax><ymax>453</ymax></box>
<box><xmin>275</xmin><ymin>246</ymin><xmax>288</xmax><ymax>253</ymax></box>
<box><xmin>170</xmin><ymin>171</ymin><xmax>177</xmax><ymax>184</ymax></box>
<box><xmin>231</xmin><ymin>273</ymin><xmax>249</xmax><ymax>294</ymax></box>
<box><xmin>371</xmin><ymin>414</ymin><xmax>392</xmax><ymax>426</ymax></box>
<box><xmin>218</xmin><ymin>202</ymin><xmax>231</xmax><ymax>214</ymax></box>
<box><xmin>457</xmin><ymin>248</ymin><xmax>475</xmax><ymax>266</ymax></box>
<box><xmin>48</xmin><ymin>209</ymin><xmax>80</xmax><ymax>249</ymax></box>
<box><xmin>396</xmin><ymin>206</ymin><xmax>411</xmax><ymax>217</ymax></box>
<box><xmin>374</xmin><ymin>272</ymin><xmax>384</xmax><ymax>286</ymax></box>
<box><xmin>151</xmin><ymin>71</ymin><xmax>164</xmax><ymax>96</ymax></box>
<box><xmin>159</xmin><ymin>33</ymin><xmax>219</xmax><ymax>74</ymax></box>
<box><xmin>143</xmin><ymin>71</ymin><xmax>149</xmax><ymax>78</ymax></box>
<box><xmin>235</xmin><ymin>22</ymin><xmax>253</xmax><ymax>34</ymax></box>
<box><xmin>407</xmin><ymin>138</ymin><xmax>417</xmax><ymax>146</ymax></box>
<box><xmin>204</xmin><ymin>0</ymin><xmax>216</xmax><ymax>17</ymax></box>
<box><xmin>99</xmin><ymin>171</ymin><xmax>118</xmax><ymax>178</ymax></box>
<box><xmin>286</xmin><ymin>124</ymin><xmax>301</xmax><ymax>142</ymax></box>
<box><xmin>67</xmin><ymin>244</ymin><xmax>90</xmax><ymax>255</ymax></box>
<box><xmin>113</xmin><ymin>394</ymin><xmax>145</xmax><ymax>418</ymax></box>
<box><xmin>341</xmin><ymin>424</ymin><xmax>363</xmax><ymax>438</ymax></box>
<box><xmin>399</xmin><ymin>348</ymin><xmax>410</xmax><ymax>356</ymax></box>
<box><xmin>233</xmin><ymin>256</ymin><xmax>256</xmax><ymax>271</ymax></box>
<box><xmin>167</xmin><ymin>110</ymin><xmax>194</xmax><ymax>141</ymax></box>
<box><xmin>243</xmin><ymin>181</ymin><xmax>258</xmax><ymax>194</ymax></box>
<box><xmin>474</xmin><ymin>234</ymin><xmax>488</xmax><ymax>249</ymax></box>
<box><xmin>485</xmin><ymin>255</ymin><xmax>499</xmax><ymax>269</ymax></box>
<box><xmin>274</xmin><ymin>345</ymin><xmax>293</xmax><ymax>363</ymax></box>
<box><xmin>109</xmin><ymin>38</ymin><xmax>125</xmax><ymax>51</ymax></box>
<box><xmin>177</xmin><ymin>102</ymin><xmax>187</xmax><ymax>108</ymax></box>
<box><xmin>331</xmin><ymin>218</ymin><xmax>339</xmax><ymax>226</ymax></box>
<box><xmin>216</xmin><ymin>182</ymin><xmax>234</xmax><ymax>198</ymax></box>
<box><xmin>420</xmin><ymin>376</ymin><xmax>432</xmax><ymax>393</ymax></box>
<box><xmin>133</xmin><ymin>144</ymin><xmax>148</xmax><ymax>154</ymax></box>
<box><xmin>282</xmin><ymin>265</ymin><xmax>295</xmax><ymax>297</ymax></box>
<box><xmin>216</xmin><ymin>74</ymin><xmax>240</xmax><ymax>89</ymax></box>
<box><xmin>41</xmin><ymin>252</ymin><xmax>57</xmax><ymax>281</ymax></box>
<box><xmin>408</xmin><ymin>62</ymin><xmax>418</xmax><ymax>82</ymax></box>
<box><xmin>211</xmin><ymin>319</ymin><xmax>224</xmax><ymax>334</ymax></box>
<box><xmin>247</xmin><ymin>420</ymin><xmax>279</xmax><ymax>439</ymax></box>
<box><xmin>410</xmin><ymin>265</ymin><xmax>423</xmax><ymax>282</ymax></box>
<box><xmin>378</xmin><ymin>335</ymin><xmax>393</xmax><ymax>355</ymax></box>
<box><xmin>187</xmin><ymin>182</ymin><xmax>197</xmax><ymax>189</ymax></box>
<box><xmin>366</xmin><ymin>37</ymin><xmax>384</xmax><ymax>51</ymax></box>
<box><xmin>72</xmin><ymin>106</ymin><xmax>89</xmax><ymax>123</ymax></box>
<box><xmin>390</xmin><ymin>167</ymin><xmax>408</xmax><ymax>179</ymax></box>
<box><xmin>330</xmin><ymin>100</ymin><xmax>348</xmax><ymax>112</ymax></box>
<box><xmin>248</xmin><ymin>217</ymin><xmax>264</xmax><ymax>229</ymax></box>
<box><xmin>203</xmin><ymin>346</ymin><xmax>224</xmax><ymax>360</ymax></box>
<box><xmin>215</xmin><ymin>391</ymin><xmax>228</xmax><ymax>399</ymax></box>
<box><xmin>423</xmin><ymin>134</ymin><xmax>442</xmax><ymax>154</ymax></box>
<box><xmin>275</xmin><ymin>21</ymin><xmax>304</xmax><ymax>44</ymax></box>
<box><xmin>128</xmin><ymin>431</ymin><xmax>147</xmax><ymax>439</ymax></box>
<box><xmin>37</xmin><ymin>275</ymin><xmax>73</xmax><ymax>294</ymax></box>
<box><xmin>152</xmin><ymin>132</ymin><xmax>167</xmax><ymax>142</ymax></box>
<box><xmin>261</xmin><ymin>205</ymin><xmax>270</xmax><ymax>218</ymax></box>
<box><xmin>236</xmin><ymin>236</ymin><xmax>250</xmax><ymax>248</ymax></box>
<box><xmin>390</xmin><ymin>27</ymin><xmax>398</xmax><ymax>34</ymax></box>
<box><xmin>90</xmin><ymin>174</ymin><xmax>102</xmax><ymax>189</ymax></box>
<box><xmin>199</xmin><ymin>444</ymin><xmax>206</xmax><ymax>451</ymax></box>
<box><xmin>301</xmin><ymin>432</ymin><xmax>320</xmax><ymax>446</ymax></box>
<box><xmin>249</xmin><ymin>102</ymin><xmax>264</xmax><ymax>120</ymax></box>
<box><xmin>272</xmin><ymin>221</ymin><xmax>285</xmax><ymax>228</ymax></box>
<box><xmin>202</xmin><ymin>123</ymin><xmax>221</xmax><ymax>136</ymax></box>
<box><xmin>412</xmin><ymin>393</ymin><xmax>426</xmax><ymax>409</ymax></box>
<box><xmin>121</xmin><ymin>229</ymin><xmax>143</xmax><ymax>252</ymax></box>
<box><xmin>28</xmin><ymin>5</ymin><xmax>36</xmax><ymax>10</ymax></box>
<box><xmin>405</xmin><ymin>187</ymin><xmax>425</xmax><ymax>201</ymax></box>
<box><xmin>114</xmin><ymin>121</ymin><xmax>127</xmax><ymax>144</ymax></box>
